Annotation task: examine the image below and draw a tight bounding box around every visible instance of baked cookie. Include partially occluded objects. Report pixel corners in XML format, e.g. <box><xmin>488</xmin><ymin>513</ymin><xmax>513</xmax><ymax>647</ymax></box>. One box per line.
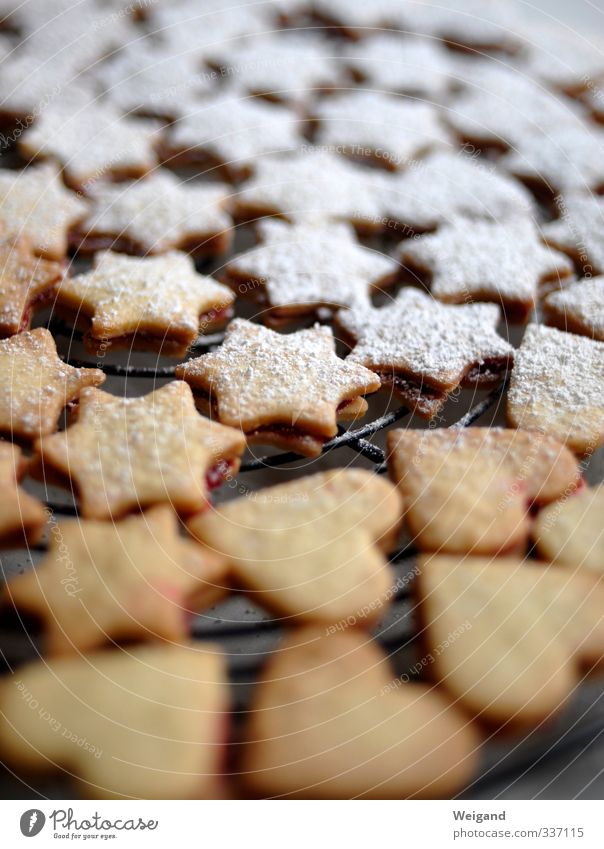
<box><xmin>310</xmin><ymin>0</ymin><xmax>409</xmax><ymax>38</ymax></box>
<box><xmin>0</xmin><ymin>232</ymin><xmax>63</xmax><ymax>336</ymax></box>
<box><xmin>176</xmin><ymin>319</ymin><xmax>381</xmax><ymax>457</ymax></box>
<box><xmin>4</xmin><ymin>506</ymin><xmax>229</xmax><ymax>655</ymax></box>
<box><xmin>338</xmin><ymin>289</ymin><xmax>513</xmax><ymax>418</ymax></box>
<box><xmin>543</xmin><ymin>277</ymin><xmax>604</xmax><ymax>342</ymax></box>
<box><xmin>523</xmin><ymin>25</ymin><xmax>604</xmax><ymax>96</ymax></box>
<box><xmin>189</xmin><ymin>469</ymin><xmax>402</xmax><ymax>625</ymax></box>
<box><xmin>0</xmin><ymin>328</ymin><xmax>105</xmax><ymax>441</ymax></box>
<box><xmin>507</xmin><ymin>323</ymin><xmax>604</xmax><ymax>455</ymax></box>
<box><xmin>0</xmin><ymin>163</ymin><xmax>88</xmax><ymax>260</ymax></box>
<box><xmin>534</xmin><ymin>486</ymin><xmax>604</xmax><ymax>574</ymax></box>
<box><xmin>241</xmin><ymin>627</ymin><xmax>479</xmax><ymax>798</ymax></box>
<box><xmin>55</xmin><ymin>251</ymin><xmax>234</xmax><ymax>355</ymax></box>
<box><xmin>71</xmin><ymin>170</ymin><xmax>233</xmax><ymax>257</ymax></box>
<box><xmin>222</xmin><ymin>220</ymin><xmax>398</xmax><ymax>326</ymax></box>
<box><xmin>417</xmin><ymin>555</ymin><xmax>604</xmax><ymax>727</ymax></box>
<box><xmin>34</xmin><ymin>381</ymin><xmax>246</xmax><ymax>519</ymax></box>
<box><xmin>409</xmin><ymin>0</ymin><xmax>524</xmax><ymax>53</ymax></box>
<box><xmin>0</xmin><ymin>442</ymin><xmax>47</xmax><ymax>548</ymax></box>
<box><xmin>0</xmin><ymin>644</ymin><xmax>228</xmax><ymax>799</ymax></box>
<box><xmin>543</xmin><ymin>193</ymin><xmax>604</xmax><ymax>277</ymax></box>
<box><xmin>399</xmin><ymin>219</ymin><xmax>574</xmax><ymax>321</ymax></box>
<box><xmin>387</xmin><ymin>427</ymin><xmax>580</xmax><ymax>555</ymax></box>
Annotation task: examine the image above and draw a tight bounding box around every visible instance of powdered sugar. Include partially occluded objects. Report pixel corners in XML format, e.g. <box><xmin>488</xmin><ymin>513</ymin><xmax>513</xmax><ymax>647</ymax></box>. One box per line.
<box><xmin>544</xmin><ymin>277</ymin><xmax>604</xmax><ymax>341</ymax></box>
<box><xmin>543</xmin><ymin>193</ymin><xmax>604</xmax><ymax>274</ymax></box>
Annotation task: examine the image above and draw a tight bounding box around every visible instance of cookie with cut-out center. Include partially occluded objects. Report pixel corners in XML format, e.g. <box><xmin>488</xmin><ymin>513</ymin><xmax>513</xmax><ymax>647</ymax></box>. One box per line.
<box><xmin>55</xmin><ymin>251</ymin><xmax>234</xmax><ymax>355</ymax></box>
<box><xmin>507</xmin><ymin>323</ymin><xmax>604</xmax><ymax>455</ymax></box>
<box><xmin>338</xmin><ymin>289</ymin><xmax>513</xmax><ymax>418</ymax></box>
<box><xmin>242</xmin><ymin>627</ymin><xmax>480</xmax><ymax>799</ymax></box>
<box><xmin>223</xmin><ymin>220</ymin><xmax>398</xmax><ymax>326</ymax></box>
<box><xmin>542</xmin><ymin>193</ymin><xmax>604</xmax><ymax>278</ymax></box>
<box><xmin>417</xmin><ymin>555</ymin><xmax>604</xmax><ymax>727</ymax></box>
<box><xmin>0</xmin><ymin>164</ymin><xmax>88</xmax><ymax>260</ymax></box>
<box><xmin>176</xmin><ymin>319</ymin><xmax>381</xmax><ymax>457</ymax></box>
<box><xmin>71</xmin><ymin>171</ymin><xmax>233</xmax><ymax>258</ymax></box>
<box><xmin>543</xmin><ymin>277</ymin><xmax>604</xmax><ymax>342</ymax></box>
<box><xmin>0</xmin><ymin>442</ymin><xmax>47</xmax><ymax>548</ymax></box>
<box><xmin>189</xmin><ymin>469</ymin><xmax>402</xmax><ymax>625</ymax></box>
<box><xmin>4</xmin><ymin>506</ymin><xmax>229</xmax><ymax>655</ymax></box>
<box><xmin>399</xmin><ymin>219</ymin><xmax>574</xmax><ymax>321</ymax></box>
<box><xmin>0</xmin><ymin>643</ymin><xmax>228</xmax><ymax>799</ymax></box>
<box><xmin>387</xmin><ymin>427</ymin><xmax>580</xmax><ymax>555</ymax></box>
<box><xmin>0</xmin><ymin>328</ymin><xmax>104</xmax><ymax>441</ymax></box>
<box><xmin>0</xmin><ymin>232</ymin><xmax>63</xmax><ymax>336</ymax></box>
<box><xmin>312</xmin><ymin>93</ymin><xmax>451</xmax><ymax>172</ymax></box>
<box><xmin>33</xmin><ymin>380</ymin><xmax>246</xmax><ymax>520</ymax></box>
<box><xmin>534</xmin><ymin>486</ymin><xmax>604</xmax><ymax>575</ymax></box>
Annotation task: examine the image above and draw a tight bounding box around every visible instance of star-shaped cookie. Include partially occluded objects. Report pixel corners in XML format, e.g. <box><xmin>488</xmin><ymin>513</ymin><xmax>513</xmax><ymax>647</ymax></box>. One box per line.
<box><xmin>0</xmin><ymin>163</ymin><xmax>88</xmax><ymax>260</ymax></box>
<box><xmin>34</xmin><ymin>380</ymin><xmax>246</xmax><ymax>519</ymax></box>
<box><xmin>189</xmin><ymin>469</ymin><xmax>402</xmax><ymax>625</ymax></box>
<box><xmin>387</xmin><ymin>427</ymin><xmax>580</xmax><ymax>554</ymax></box>
<box><xmin>407</xmin><ymin>0</ymin><xmax>525</xmax><ymax>54</ymax></box>
<box><xmin>175</xmin><ymin>319</ymin><xmax>381</xmax><ymax>457</ymax></box>
<box><xmin>0</xmin><ymin>644</ymin><xmax>228</xmax><ymax>799</ymax></box>
<box><xmin>4</xmin><ymin>506</ymin><xmax>229</xmax><ymax>655</ymax></box>
<box><xmin>507</xmin><ymin>323</ymin><xmax>604</xmax><ymax>455</ymax></box>
<box><xmin>0</xmin><ymin>232</ymin><xmax>63</xmax><ymax>337</ymax></box>
<box><xmin>223</xmin><ymin>220</ymin><xmax>398</xmax><ymax>326</ymax></box>
<box><xmin>399</xmin><ymin>219</ymin><xmax>574</xmax><ymax>321</ymax></box>
<box><xmin>56</xmin><ymin>251</ymin><xmax>234</xmax><ymax>355</ymax></box>
<box><xmin>543</xmin><ymin>277</ymin><xmax>604</xmax><ymax>342</ymax></box>
<box><xmin>0</xmin><ymin>328</ymin><xmax>105</xmax><ymax>441</ymax></box>
<box><xmin>0</xmin><ymin>442</ymin><xmax>47</xmax><ymax>548</ymax></box>
<box><xmin>543</xmin><ymin>193</ymin><xmax>604</xmax><ymax>277</ymax></box>
<box><xmin>338</xmin><ymin>289</ymin><xmax>514</xmax><ymax>418</ymax></box>
<box><xmin>534</xmin><ymin>485</ymin><xmax>604</xmax><ymax>575</ymax></box>
<box><xmin>71</xmin><ymin>171</ymin><xmax>233</xmax><ymax>258</ymax></box>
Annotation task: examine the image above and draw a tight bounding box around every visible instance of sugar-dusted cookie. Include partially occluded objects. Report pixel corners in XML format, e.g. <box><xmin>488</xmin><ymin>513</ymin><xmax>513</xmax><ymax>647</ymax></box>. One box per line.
<box><xmin>338</xmin><ymin>289</ymin><xmax>513</xmax><ymax>418</ymax></box>
<box><xmin>176</xmin><ymin>319</ymin><xmax>381</xmax><ymax>457</ymax></box>
<box><xmin>0</xmin><ymin>644</ymin><xmax>228</xmax><ymax>799</ymax></box>
<box><xmin>223</xmin><ymin>220</ymin><xmax>398</xmax><ymax>326</ymax></box>
<box><xmin>0</xmin><ymin>443</ymin><xmax>47</xmax><ymax>548</ymax></box>
<box><xmin>0</xmin><ymin>232</ymin><xmax>63</xmax><ymax>336</ymax></box>
<box><xmin>0</xmin><ymin>164</ymin><xmax>88</xmax><ymax>260</ymax></box>
<box><xmin>189</xmin><ymin>470</ymin><xmax>402</xmax><ymax>625</ymax></box>
<box><xmin>72</xmin><ymin>171</ymin><xmax>233</xmax><ymax>257</ymax></box>
<box><xmin>543</xmin><ymin>277</ymin><xmax>604</xmax><ymax>342</ymax></box>
<box><xmin>34</xmin><ymin>381</ymin><xmax>246</xmax><ymax>519</ymax></box>
<box><xmin>523</xmin><ymin>25</ymin><xmax>604</xmax><ymax>96</ymax></box>
<box><xmin>160</xmin><ymin>93</ymin><xmax>302</xmax><ymax>182</ymax></box>
<box><xmin>55</xmin><ymin>251</ymin><xmax>234</xmax><ymax>355</ymax></box>
<box><xmin>534</xmin><ymin>486</ymin><xmax>604</xmax><ymax>574</ymax></box>
<box><xmin>310</xmin><ymin>0</ymin><xmax>409</xmax><ymax>38</ymax></box>
<box><xmin>407</xmin><ymin>0</ymin><xmax>524</xmax><ymax>54</ymax></box>
<box><xmin>312</xmin><ymin>93</ymin><xmax>451</xmax><ymax>171</ymax></box>
<box><xmin>399</xmin><ymin>219</ymin><xmax>574</xmax><ymax>321</ymax></box>
<box><xmin>242</xmin><ymin>627</ymin><xmax>479</xmax><ymax>798</ymax></box>
<box><xmin>417</xmin><ymin>555</ymin><xmax>604</xmax><ymax>727</ymax></box>
<box><xmin>507</xmin><ymin>323</ymin><xmax>604</xmax><ymax>455</ymax></box>
<box><xmin>387</xmin><ymin>427</ymin><xmax>580</xmax><ymax>554</ymax></box>
<box><xmin>4</xmin><ymin>506</ymin><xmax>229</xmax><ymax>655</ymax></box>
<box><xmin>543</xmin><ymin>193</ymin><xmax>604</xmax><ymax>277</ymax></box>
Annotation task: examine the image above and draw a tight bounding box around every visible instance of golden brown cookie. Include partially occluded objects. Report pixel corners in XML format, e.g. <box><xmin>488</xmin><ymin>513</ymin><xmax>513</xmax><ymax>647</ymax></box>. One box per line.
<box><xmin>0</xmin><ymin>442</ymin><xmax>46</xmax><ymax>548</ymax></box>
<box><xmin>0</xmin><ymin>644</ymin><xmax>228</xmax><ymax>799</ymax></box>
<box><xmin>34</xmin><ymin>381</ymin><xmax>246</xmax><ymax>520</ymax></box>
<box><xmin>176</xmin><ymin>319</ymin><xmax>381</xmax><ymax>457</ymax></box>
<box><xmin>241</xmin><ymin>627</ymin><xmax>480</xmax><ymax>799</ymax></box>
<box><xmin>387</xmin><ymin>427</ymin><xmax>580</xmax><ymax>555</ymax></box>
<box><xmin>4</xmin><ymin>506</ymin><xmax>229</xmax><ymax>655</ymax></box>
<box><xmin>534</xmin><ymin>486</ymin><xmax>604</xmax><ymax>575</ymax></box>
<box><xmin>188</xmin><ymin>470</ymin><xmax>402</xmax><ymax>625</ymax></box>
<box><xmin>0</xmin><ymin>328</ymin><xmax>105</xmax><ymax>441</ymax></box>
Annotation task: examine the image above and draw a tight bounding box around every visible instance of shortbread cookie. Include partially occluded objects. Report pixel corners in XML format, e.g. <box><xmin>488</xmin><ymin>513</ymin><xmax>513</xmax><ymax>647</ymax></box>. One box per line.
<box><xmin>338</xmin><ymin>289</ymin><xmax>513</xmax><ymax>418</ymax></box>
<box><xmin>0</xmin><ymin>328</ymin><xmax>104</xmax><ymax>441</ymax></box>
<box><xmin>4</xmin><ymin>506</ymin><xmax>229</xmax><ymax>655</ymax></box>
<box><xmin>34</xmin><ymin>381</ymin><xmax>246</xmax><ymax>519</ymax></box>
<box><xmin>407</xmin><ymin>0</ymin><xmax>524</xmax><ymax>54</ymax></box>
<box><xmin>223</xmin><ymin>220</ymin><xmax>398</xmax><ymax>325</ymax></box>
<box><xmin>0</xmin><ymin>164</ymin><xmax>88</xmax><ymax>260</ymax></box>
<box><xmin>160</xmin><ymin>93</ymin><xmax>302</xmax><ymax>182</ymax></box>
<box><xmin>310</xmin><ymin>0</ymin><xmax>409</xmax><ymax>38</ymax></box>
<box><xmin>189</xmin><ymin>470</ymin><xmax>402</xmax><ymax>625</ymax></box>
<box><xmin>0</xmin><ymin>232</ymin><xmax>63</xmax><ymax>336</ymax></box>
<box><xmin>399</xmin><ymin>219</ymin><xmax>574</xmax><ymax>321</ymax></box>
<box><xmin>417</xmin><ymin>555</ymin><xmax>604</xmax><ymax>726</ymax></box>
<box><xmin>55</xmin><ymin>251</ymin><xmax>234</xmax><ymax>355</ymax></box>
<box><xmin>176</xmin><ymin>319</ymin><xmax>381</xmax><ymax>457</ymax></box>
<box><xmin>543</xmin><ymin>193</ymin><xmax>604</xmax><ymax>277</ymax></box>
<box><xmin>72</xmin><ymin>171</ymin><xmax>233</xmax><ymax>257</ymax></box>
<box><xmin>0</xmin><ymin>644</ymin><xmax>228</xmax><ymax>799</ymax></box>
<box><xmin>242</xmin><ymin>627</ymin><xmax>479</xmax><ymax>799</ymax></box>
<box><xmin>523</xmin><ymin>25</ymin><xmax>604</xmax><ymax>95</ymax></box>
<box><xmin>507</xmin><ymin>323</ymin><xmax>604</xmax><ymax>455</ymax></box>
<box><xmin>387</xmin><ymin>427</ymin><xmax>580</xmax><ymax>554</ymax></box>
<box><xmin>534</xmin><ymin>486</ymin><xmax>604</xmax><ymax>574</ymax></box>
<box><xmin>0</xmin><ymin>443</ymin><xmax>47</xmax><ymax>548</ymax></box>
<box><xmin>543</xmin><ymin>277</ymin><xmax>604</xmax><ymax>342</ymax></box>
<box><xmin>312</xmin><ymin>93</ymin><xmax>451</xmax><ymax>171</ymax></box>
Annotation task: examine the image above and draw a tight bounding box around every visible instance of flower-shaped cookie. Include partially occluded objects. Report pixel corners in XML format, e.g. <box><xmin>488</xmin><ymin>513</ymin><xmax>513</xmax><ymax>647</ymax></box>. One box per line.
<box><xmin>0</xmin><ymin>443</ymin><xmax>46</xmax><ymax>548</ymax></box>
<box><xmin>0</xmin><ymin>232</ymin><xmax>63</xmax><ymax>337</ymax></box>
